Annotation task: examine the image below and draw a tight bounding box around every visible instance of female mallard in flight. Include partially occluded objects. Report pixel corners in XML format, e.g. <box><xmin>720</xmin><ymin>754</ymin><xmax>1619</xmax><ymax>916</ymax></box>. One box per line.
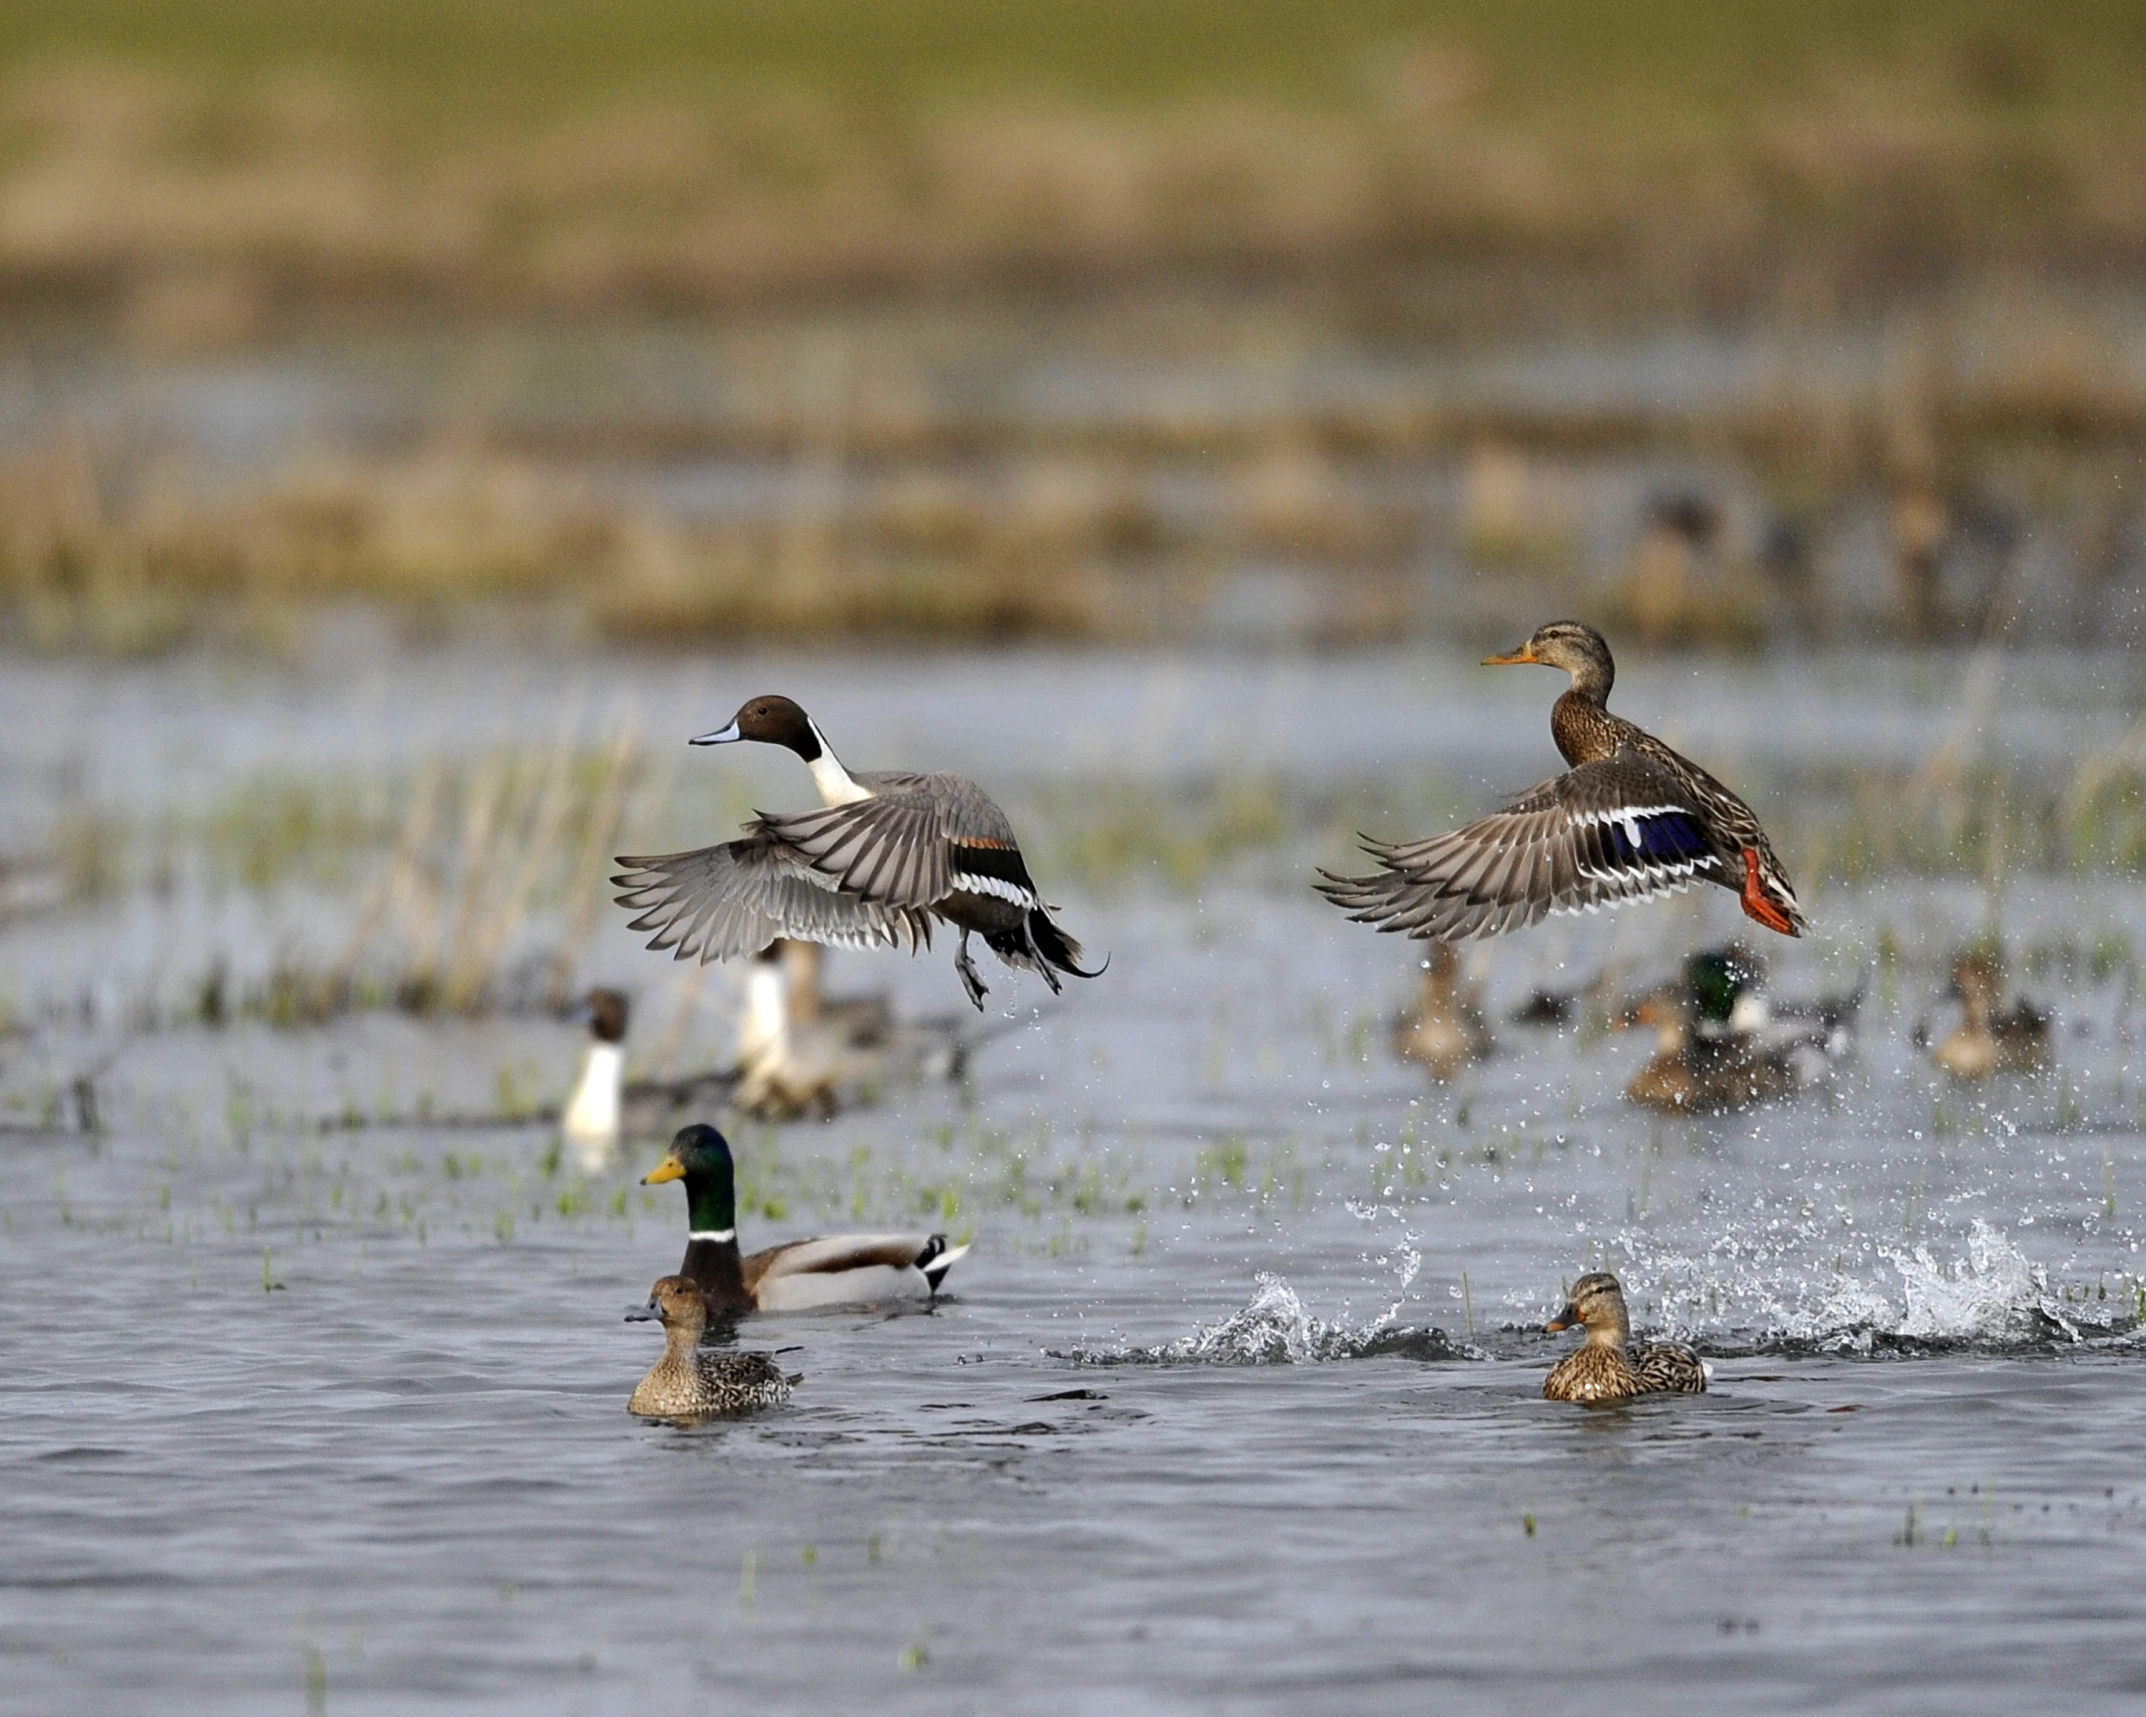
<box><xmin>1542</xmin><ymin>1271</ymin><xmax>1708</xmax><ymax>1403</ymax></box>
<box><xmin>613</xmin><ymin>694</ymin><xmax>1100</xmax><ymax>1010</ymax></box>
<box><xmin>624</xmin><ymin>1276</ymin><xmax>797</xmax><ymax>1419</ymax></box>
<box><xmin>1319</xmin><ymin>622</ymin><xmax>1806</xmax><ymax>943</ymax></box>
<box><xmin>641</xmin><ymin>1124</ymin><xmax>968</xmax><ymax>1313</ymax></box>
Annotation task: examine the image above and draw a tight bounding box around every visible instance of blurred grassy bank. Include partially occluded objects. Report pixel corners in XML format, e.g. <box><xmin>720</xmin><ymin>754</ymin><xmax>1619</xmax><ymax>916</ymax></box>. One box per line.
<box><xmin>3</xmin><ymin>3</ymin><xmax>2144</xmax><ymax>652</ymax></box>
<box><xmin>1</xmin><ymin>2</ymin><xmax>2142</xmax><ymax>323</ymax></box>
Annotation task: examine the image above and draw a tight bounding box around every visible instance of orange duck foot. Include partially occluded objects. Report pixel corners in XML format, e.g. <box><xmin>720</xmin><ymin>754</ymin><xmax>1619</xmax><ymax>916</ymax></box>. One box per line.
<box><xmin>1738</xmin><ymin>848</ymin><xmax>1798</xmax><ymax>937</ymax></box>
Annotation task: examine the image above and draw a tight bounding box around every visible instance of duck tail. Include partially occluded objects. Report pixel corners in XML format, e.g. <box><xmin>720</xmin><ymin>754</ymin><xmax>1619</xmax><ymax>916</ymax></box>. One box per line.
<box><xmin>915</xmin><ymin>1235</ymin><xmax>970</xmax><ymax>1291</ymax></box>
<box><xmin>1025</xmin><ymin>907</ymin><xmax>1107</xmax><ymax>981</ymax></box>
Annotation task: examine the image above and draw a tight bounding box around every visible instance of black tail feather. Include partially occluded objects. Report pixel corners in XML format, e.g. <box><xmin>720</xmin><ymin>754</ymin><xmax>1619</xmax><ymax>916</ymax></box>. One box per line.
<box><xmin>1024</xmin><ymin>907</ymin><xmax>1105</xmax><ymax>980</ymax></box>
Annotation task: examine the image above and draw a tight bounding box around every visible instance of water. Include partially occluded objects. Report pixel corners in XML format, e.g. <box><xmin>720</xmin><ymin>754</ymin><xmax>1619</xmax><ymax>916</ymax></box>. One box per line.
<box><xmin>5</xmin><ymin>642</ymin><xmax>2146</xmax><ymax>1713</ymax></box>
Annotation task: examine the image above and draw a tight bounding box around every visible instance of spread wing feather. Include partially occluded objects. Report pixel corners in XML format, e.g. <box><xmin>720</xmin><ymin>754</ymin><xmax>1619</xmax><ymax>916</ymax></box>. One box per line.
<box><xmin>1316</xmin><ymin>754</ymin><xmax>1733</xmax><ymax>942</ymax></box>
<box><xmin>757</xmin><ymin>792</ymin><xmax>954</xmax><ymax>909</ymax></box>
<box><xmin>613</xmin><ymin>834</ymin><xmax>931</xmax><ymax>964</ymax></box>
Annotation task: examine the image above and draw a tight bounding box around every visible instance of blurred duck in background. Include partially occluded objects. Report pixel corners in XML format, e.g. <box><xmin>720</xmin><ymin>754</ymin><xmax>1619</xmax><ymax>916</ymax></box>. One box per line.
<box><xmin>735</xmin><ymin>939</ymin><xmax>979</xmax><ymax>1122</ymax></box>
<box><xmin>1390</xmin><ymin>942</ymin><xmax>1492</xmax><ymax>1080</ymax></box>
<box><xmin>1623</xmin><ymin>946</ymin><xmax>1852</xmax><ymax>1113</ymax></box>
<box><xmin>1934</xmin><ymin>952</ymin><xmax>2051</xmax><ymax>1080</ymax></box>
<box><xmin>562</xmin><ymin>989</ymin><xmax>737</xmax><ymax>1169</ymax></box>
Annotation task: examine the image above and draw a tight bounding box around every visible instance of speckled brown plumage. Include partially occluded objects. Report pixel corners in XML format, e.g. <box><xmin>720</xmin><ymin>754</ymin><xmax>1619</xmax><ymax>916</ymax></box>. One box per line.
<box><xmin>1319</xmin><ymin>622</ymin><xmax>1806</xmax><ymax>944</ymax></box>
<box><xmin>625</xmin><ymin>1276</ymin><xmax>796</xmax><ymax>1419</ymax></box>
<box><xmin>1543</xmin><ymin>1271</ymin><xmax>1708</xmax><ymax>1403</ymax></box>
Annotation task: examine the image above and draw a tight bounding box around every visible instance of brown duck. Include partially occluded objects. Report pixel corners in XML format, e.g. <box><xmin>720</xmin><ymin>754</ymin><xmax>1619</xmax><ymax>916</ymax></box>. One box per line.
<box><xmin>1319</xmin><ymin>622</ymin><xmax>1806</xmax><ymax>943</ymax></box>
<box><xmin>1543</xmin><ymin>1271</ymin><xmax>1708</xmax><ymax>1403</ymax></box>
<box><xmin>624</xmin><ymin>1276</ymin><xmax>797</xmax><ymax>1419</ymax></box>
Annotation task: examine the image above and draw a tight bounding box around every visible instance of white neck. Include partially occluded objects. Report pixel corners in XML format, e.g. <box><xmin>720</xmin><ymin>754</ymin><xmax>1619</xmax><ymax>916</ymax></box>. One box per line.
<box><xmin>689</xmin><ymin>1228</ymin><xmax>736</xmax><ymax>1243</ymax></box>
<box><xmin>561</xmin><ymin>1042</ymin><xmax>622</xmax><ymax>1143</ymax></box>
<box><xmin>806</xmin><ymin>720</ymin><xmax>873</xmax><ymax>806</ymax></box>
<box><xmin>740</xmin><ymin>963</ymin><xmax>790</xmax><ymax>1063</ymax></box>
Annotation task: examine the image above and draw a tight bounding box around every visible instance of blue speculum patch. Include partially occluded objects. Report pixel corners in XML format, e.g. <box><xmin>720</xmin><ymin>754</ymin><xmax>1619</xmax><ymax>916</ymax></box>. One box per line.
<box><xmin>1605</xmin><ymin>811</ymin><xmax>1707</xmax><ymax>865</ymax></box>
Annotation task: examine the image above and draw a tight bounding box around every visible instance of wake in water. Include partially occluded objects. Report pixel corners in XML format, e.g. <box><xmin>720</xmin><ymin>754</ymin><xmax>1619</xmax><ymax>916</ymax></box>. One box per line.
<box><xmin>1636</xmin><ymin>1220</ymin><xmax>2132</xmax><ymax>1355</ymax></box>
<box><xmin>1059</xmin><ymin>1271</ymin><xmax>1464</xmax><ymax>1366</ymax></box>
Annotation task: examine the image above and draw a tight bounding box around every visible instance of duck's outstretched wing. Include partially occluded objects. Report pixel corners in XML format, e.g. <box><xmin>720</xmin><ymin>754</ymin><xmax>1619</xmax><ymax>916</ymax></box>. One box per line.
<box><xmin>1317</xmin><ymin>754</ymin><xmax>1732</xmax><ymax>941</ymax></box>
<box><xmin>613</xmin><ymin>834</ymin><xmax>932</xmax><ymax>964</ymax></box>
<box><xmin>757</xmin><ymin>773</ymin><xmax>1039</xmax><ymax>912</ymax></box>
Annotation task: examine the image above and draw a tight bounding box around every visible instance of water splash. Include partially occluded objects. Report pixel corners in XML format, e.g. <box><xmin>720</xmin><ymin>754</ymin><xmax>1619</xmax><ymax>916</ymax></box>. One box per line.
<box><xmin>1637</xmin><ymin>1220</ymin><xmax>2117</xmax><ymax>1353</ymax></box>
<box><xmin>1060</xmin><ymin>1272</ymin><xmax>1459</xmax><ymax>1366</ymax></box>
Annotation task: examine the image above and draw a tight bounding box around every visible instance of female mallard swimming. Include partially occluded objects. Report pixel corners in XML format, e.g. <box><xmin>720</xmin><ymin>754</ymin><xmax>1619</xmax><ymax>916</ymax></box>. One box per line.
<box><xmin>1319</xmin><ymin>622</ymin><xmax>1806</xmax><ymax>943</ymax></box>
<box><xmin>642</xmin><ymin>1124</ymin><xmax>968</xmax><ymax>1312</ymax></box>
<box><xmin>1543</xmin><ymin>1271</ymin><xmax>1708</xmax><ymax>1402</ymax></box>
<box><xmin>625</xmin><ymin>1276</ymin><xmax>797</xmax><ymax>1419</ymax></box>
<box><xmin>1935</xmin><ymin>952</ymin><xmax>2051</xmax><ymax>1080</ymax></box>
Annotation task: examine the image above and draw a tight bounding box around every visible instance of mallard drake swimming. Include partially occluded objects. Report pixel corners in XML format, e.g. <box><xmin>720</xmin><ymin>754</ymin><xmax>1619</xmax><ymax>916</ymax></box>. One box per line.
<box><xmin>614</xmin><ymin>695</ymin><xmax>1101</xmax><ymax>1011</ymax></box>
<box><xmin>642</xmin><ymin>1123</ymin><xmax>968</xmax><ymax>1312</ymax></box>
<box><xmin>1318</xmin><ymin>622</ymin><xmax>1806</xmax><ymax>943</ymax></box>
<box><xmin>1935</xmin><ymin>952</ymin><xmax>2051</xmax><ymax>1080</ymax></box>
<box><xmin>625</xmin><ymin>1275</ymin><xmax>797</xmax><ymax>1418</ymax></box>
<box><xmin>1542</xmin><ymin>1271</ymin><xmax>1707</xmax><ymax>1403</ymax></box>
<box><xmin>1390</xmin><ymin>941</ymin><xmax>1492</xmax><ymax>1080</ymax></box>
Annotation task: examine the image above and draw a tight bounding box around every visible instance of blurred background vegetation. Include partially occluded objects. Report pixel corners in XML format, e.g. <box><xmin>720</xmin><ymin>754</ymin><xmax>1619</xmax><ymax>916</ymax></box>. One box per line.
<box><xmin>0</xmin><ymin>0</ymin><xmax>2142</xmax><ymax>651</ymax></box>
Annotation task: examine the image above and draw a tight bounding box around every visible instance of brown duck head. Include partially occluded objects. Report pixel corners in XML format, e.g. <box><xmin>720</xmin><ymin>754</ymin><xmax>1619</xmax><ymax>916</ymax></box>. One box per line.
<box><xmin>625</xmin><ymin>1274</ymin><xmax>708</xmax><ymax>1339</ymax></box>
<box><xmin>1484</xmin><ymin>621</ymin><xmax>1615</xmax><ymax>702</ymax></box>
<box><xmin>693</xmin><ymin>695</ymin><xmax>822</xmax><ymax>760</ymax></box>
<box><xmin>1546</xmin><ymin>1271</ymin><xmax>1632</xmax><ymax>1347</ymax></box>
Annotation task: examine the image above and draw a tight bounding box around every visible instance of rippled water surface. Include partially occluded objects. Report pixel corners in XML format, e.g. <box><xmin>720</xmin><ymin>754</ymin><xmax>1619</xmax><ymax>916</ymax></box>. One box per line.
<box><xmin>6</xmin><ymin>643</ymin><xmax>2146</xmax><ymax>1713</ymax></box>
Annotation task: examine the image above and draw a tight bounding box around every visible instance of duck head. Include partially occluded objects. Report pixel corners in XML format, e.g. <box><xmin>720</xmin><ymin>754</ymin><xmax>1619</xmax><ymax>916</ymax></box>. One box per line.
<box><xmin>1484</xmin><ymin>621</ymin><xmax>1614</xmax><ymax>701</ymax></box>
<box><xmin>1546</xmin><ymin>1271</ymin><xmax>1632</xmax><ymax>1346</ymax></box>
<box><xmin>641</xmin><ymin>1123</ymin><xmax>739</xmax><ymax>1236</ymax></box>
<box><xmin>581</xmin><ymin>987</ymin><xmax>630</xmax><ymax>1045</ymax></box>
<box><xmin>625</xmin><ymin>1274</ymin><xmax>708</xmax><ymax>1336</ymax></box>
<box><xmin>693</xmin><ymin>695</ymin><xmax>823</xmax><ymax>761</ymax></box>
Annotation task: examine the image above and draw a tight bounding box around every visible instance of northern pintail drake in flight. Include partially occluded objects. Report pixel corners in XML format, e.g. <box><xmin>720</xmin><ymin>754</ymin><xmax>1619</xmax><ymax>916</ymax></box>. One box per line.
<box><xmin>641</xmin><ymin>1124</ymin><xmax>968</xmax><ymax>1312</ymax></box>
<box><xmin>614</xmin><ymin>695</ymin><xmax>1100</xmax><ymax>1011</ymax></box>
<box><xmin>1542</xmin><ymin>1271</ymin><xmax>1709</xmax><ymax>1403</ymax></box>
<box><xmin>1318</xmin><ymin>622</ymin><xmax>1807</xmax><ymax>943</ymax></box>
<box><xmin>624</xmin><ymin>1276</ymin><xmax>797</xmax><ymax>1418</ymax></box>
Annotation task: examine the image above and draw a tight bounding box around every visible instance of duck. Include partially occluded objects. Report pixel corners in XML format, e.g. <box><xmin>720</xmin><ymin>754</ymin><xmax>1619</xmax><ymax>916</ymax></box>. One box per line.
<box><xmin>559</xmin><ymin>988</ymin><xmax>740</xmax><ymax>1164</ymax></box>
<box><xmin>1935</xmin><ymin>952</ymin><xmax>2051</xmax><ymax>1080</ymax></box>
<box><xmin>1390</xmin><ymin>941</ymin><xmax>1492</xmax><ymax>1079</ymax></box>
<box><xmin>561</xmin><ymin>988</ymin><xmax>631</xmax><ymax>1167</ymax></box>
<box><xmin>614</xmin><ymin>695</ymin><xmax>1101</xmax><ymax>1011</ymax></box>
<box><xmin>733</xmin><ymin>941</ymin><xmax>984</xmax><ymax>1121</ymax></box>
<box><xmin>1543</xmin><ymin>1271</ymin><xmax>1708</xmax><ymax>1403</ymax></box>
<box><xmin>641</xmin><ymin>1123</ymin><xmax>969</xmax><ymax>1312</ymax></box>
<box><xmin>1623</xmin><ymin>947</ymin><xmax>1806</xmax><ymax>1113</ymax></box>
<box><xmin>624</xmin><ymin>1275</ymin><xmax>798</xmax><ymax>1418</ymax></box>
<box><xmin>1318</xmin><ymin>622</ymin><xmax>1806</xmax><ymax>944</ymax></box>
